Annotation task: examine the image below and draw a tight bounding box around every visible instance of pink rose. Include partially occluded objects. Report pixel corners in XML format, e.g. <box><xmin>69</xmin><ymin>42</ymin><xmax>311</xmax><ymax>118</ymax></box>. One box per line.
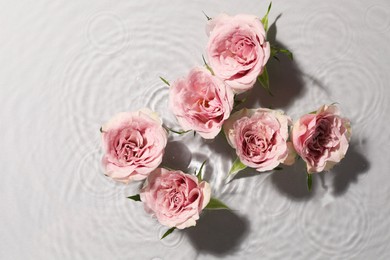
<box><xmin>101</xmin><ymin>109</ymin><xmax>168</xmax><ymax>183</ymax></box>
<box><xmin>223</xmin><ymin>108</ymin><xmax>293</xmax><ymax>171</ymax></box>
<box><xmin>206</xmin><ymin>14</ymin><xmax>271</xmax><ymax>93</ymax></box>
<box><xmin>169</xmin><ymin>67</ymin><xmax>234</xmax><ymax>139</ymax></box>
<box><xmin>291</xmin><ymin>104</ymin><xmax>351</xmax><ymax>173</ymax></box>
<box><xmin>140</xmin><ymin>168</ymin><xmax>211</xmax><ymax>229</ymax></box>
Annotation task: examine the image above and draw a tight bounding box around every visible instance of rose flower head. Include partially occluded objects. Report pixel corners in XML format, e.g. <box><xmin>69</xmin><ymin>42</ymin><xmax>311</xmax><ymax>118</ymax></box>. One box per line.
<box><xmin>291</xmin><ymin>104</ymin><xmax>351</xmax><ymax>173</ymax></box>
<box><xmin>101</xmin><ymin>109</ymin><xmax>168</xmax><ymax>183</ymax></box>
<box><xmin>140</xmin><ymin>168</ymin><xmax>211</xmax><ymax>229</ymax></box>
<box><xmin>169</xmin><ymin>67</ymin><xmax>234</xmax><ymax>139</ymax></box>
<box><xmin>206</xmin><ymin>14</ymin><xmax>271</xmax><ymax>93</ymax></box>
<box><xmin>224</xmin><ymin>108</ymin><xmax>294</xmax><ymax>172</ymax></box>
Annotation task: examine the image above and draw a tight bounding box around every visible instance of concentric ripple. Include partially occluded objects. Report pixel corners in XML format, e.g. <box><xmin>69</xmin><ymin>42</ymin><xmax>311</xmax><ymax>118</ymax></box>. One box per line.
<box><xmin>255</xmin><ymin>175</ymin><xmax>292</xmax><ymax>217</ymax></box>
<box><xmin>145</xmin><ymin>81</ymin><xmax>177</xmax><ymax>127</ymax></box>
<box><xmin>60</xmin><ymin>50</ymin><xmax>140</xmax><ymax>154</ymax></box>
<box><xmin>74</xmin><ymin>147</ymin><xmax>117</xmax><ymax>199</ymax></box>
<box><xmin>365</xmin><ymin>5</ymin><xmax>390</xmax><ymax>32</ymax></box>
<box><xmin>300</xmin><ymin>5</ymin><xmax>353</xmax><ymax>60</ymax></box>
<box><xmin>298</xmin><ymin>190</ymin><xmax>369</xmax><ymax>258</ymax></box>
<box><xmin>158</xmin><ymin>225</ymin><xmax>184</xmax><ymax>248</ymax></box>
<box><xmin>311</xmin><ymin>58</ymin><xmax>386</xmax><ymax>131</ymax></box>
<box><xmin>86</xmin><ymin>12</ymin><xmax>129</xmax><ymax>55</ymax></box>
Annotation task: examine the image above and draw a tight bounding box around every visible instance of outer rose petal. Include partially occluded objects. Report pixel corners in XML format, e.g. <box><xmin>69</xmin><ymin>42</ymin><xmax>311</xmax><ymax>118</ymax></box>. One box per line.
<box><xmin>199</xmin><ymin>181</ymin><xmax>211</xmax><ymax>209</ymax></box>
<box><xmin>223</xmin><ymin>108</ymin><xmax>253</xmax><ymax>148</ymax></box>
<box><xmin>283</xmin><ymin>142</ymin><xmax>297</xmax><ymax>166</ymax></box>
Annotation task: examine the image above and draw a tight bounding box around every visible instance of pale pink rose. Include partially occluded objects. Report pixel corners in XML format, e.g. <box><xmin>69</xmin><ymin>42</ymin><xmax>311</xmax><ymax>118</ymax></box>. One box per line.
<box><xmin>169</xmin><ymin>67</ymin><xmax>234</xmax><ymax>139</ymax></box>
<box><xmin>101</xmin><ymin>109</ymin><xmax>168</xmax><ymax>183</ymax></box>
<box><xmin>140</xmin><ymin>168</ymin><xmax>211</xmax><ymax>229</ymax></box>
<box><xmin>206</xmin><ymin>14</ymin><xmax>271</xmax><ymax>93</ymax></box>
<box><xmin>223</xmin><ymin>108</ymin><xmax>294</xmax><ymax>171</ymax></box>
<box><xmin>291</xmin><ymin>104</ymin><xmax>352</xmax><ymax>173</ymax></box>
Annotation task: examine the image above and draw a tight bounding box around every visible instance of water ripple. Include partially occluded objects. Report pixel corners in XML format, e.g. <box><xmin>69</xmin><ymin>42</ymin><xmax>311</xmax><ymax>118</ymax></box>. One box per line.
<box><xmin>255</xmin><ymin>175</ymin><xmax>292</xmax><ymax>217</ymax></box>
<box><xmin>311</xmin><ymin>58</ymin><xmax>386</xmax><ymax>131</ymax></box>
<box><xmin>74</xmin><ymin>148</ymin><xmax>117</xmax><ymax>199</ymax></box>
<box><xmin>298</xmin><ymin>190</ymin><xmax>369</xmax><ymax>258</ymax></box>
<box><xmin>300</xmin><ymin>5</ymin><xmax>353</xmax><ymax>60</ymax></box>
<box><xmin>365</xmin><ymin>5</ymin><xmax>390</xmax><ymax>32</ymax></box>
<box><xmin>86</xmin><ymin>12</ymin><xmax>129</xmax><ymax>55</ymax></box>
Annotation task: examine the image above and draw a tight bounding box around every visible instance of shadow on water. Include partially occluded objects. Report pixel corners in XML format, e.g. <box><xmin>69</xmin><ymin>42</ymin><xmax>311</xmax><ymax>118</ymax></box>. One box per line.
<box><xmin>243</xmin><ymin>15</ymin><xmax>305</xmax><ymax>110</ymax></box>
<box><xmin>269</xmin><ymin>140</ymin><xmax>370</xmax><ymax>200</ymax></box>
<box><xmin>191</xmin><ymin>151</ymin><xmax>214</xmax><ymax>182</ymax></box>
<box><xmin>270</xmin><ymin>159</ymin><xmax>315</xmax><ymax>201</ymax></box>
<box><xmin>161</xmin><ymin>140</ymin><xmax>192</xmax><ymax>171</ymax></box>
<box><xmin>332</xmin><ymin>140</ymin><xmax>370</xmax><ymax>196</ymax></box>
<box><xmin>186</xmin><ymin>209</ymin><xmax>249</xmax><ymax>256</ymax></box>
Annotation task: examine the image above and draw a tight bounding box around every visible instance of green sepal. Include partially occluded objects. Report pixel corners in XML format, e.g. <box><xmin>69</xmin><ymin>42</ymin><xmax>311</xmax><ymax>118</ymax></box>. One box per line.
<box><xmin>202</xmin><ymin>11</ymin><xmax>211</xmax><ymax>21</ymax></box>
<box><xmin>195</xmin><ymin>160</ymin><xmax>207</xmax><ymax>182</ymax></box>
<box><xmin>161</xmin><ymin>227</ymin><xmax>175</xmax><ymax>240</ymax></box>
<box><xmin>261</xmin><ymin>2</ymin><xmax>272</xmax><ymax>32</ymax></box>
<box><xmin>159</xmin><ymin>76</ymin><xmax>170</xmax><ymax>86</ymax></box>
<box><xmin>228</xmin><ymin>157</ymin><xmax>247</xmax><ymax>177</ymax></box>
<box><xmin>257</xmin><ymin>67</ymin><xmax>273</xmax><ymax>96</ymax></box>
<box><xmin>164</xmin><ymin>125</ymin><xmax>191</xmax><ymax>135</ymax></box>
<box><xmin>202</xmin><ymin>55</ymin><xmax>214</xmax><ymax>75</ymax></box>
<box><xmin>127</xmin><ymin>194</ymin><xmax>141</xmax><ymax>202</ymax></box>
<box><xmin>307</xmin><ymin>173</ymin><xmax>312</xmax><ymax>192</ymax></box>
<box><xmin>205</xmin><ymin>197</ymin><xmax>230</xmax><ymax>210</ymax></box>
<box><xmin>271</xmin><ymin>45</ymin><xmax>293</xmax><ymax>60</ymax></box>
<box><xmin>99</xmin><ymin>127</ymin><xmax>103</xmax><ymax>133</ymax></box>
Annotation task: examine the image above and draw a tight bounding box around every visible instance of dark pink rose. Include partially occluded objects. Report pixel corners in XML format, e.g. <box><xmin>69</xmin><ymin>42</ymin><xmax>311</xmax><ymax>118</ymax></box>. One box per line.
<box><xmin>140</xmin><ymin>168</ymin><xmax>211</xmax><ymax>229</ymax></box>
<box><xmin>291</xmin><ymin>104</ymin><xmax>351</xmax><ymax>173</ymax></box>
<box><xmin>101</xmin><ymin>109</ymin><xmax>168</xmax><ymax>183</ymax></box>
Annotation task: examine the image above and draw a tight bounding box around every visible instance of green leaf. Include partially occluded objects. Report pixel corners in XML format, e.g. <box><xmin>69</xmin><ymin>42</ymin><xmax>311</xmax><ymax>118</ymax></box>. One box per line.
<box><xmin>228</xmin><ymin>157</ymin><xmax>247</xmax><ymax>177</ymax></box>
<box><xmin>161</xmin><ymin>227</ymin><xmax>175</xmax><ymax>240</ymax></box>
<box><xmin>127</xmin><ymin>194</ymin><xmax>141</xmax><ymax>202</ymax></box>
<box><xmin>205</xmin><ymin>197</ymin><xmax>230</xmax><ymax>210</ymax></box>
<box><xmin>261</xmin><ymin>2</ymin><xmax>272</xmax><ymax>32</ymax></box>
<box><xmin>233</xmin><ymin>95</ymin><xmax>247</xmax><ymax>108</ymax></box>
<box><xmin>159</xmin><ymin>76</ymin><xmax>170</xmax><ymax>87</ymax></box>
<box><xmin>202</xmin><ymin>55</ymin><xmax>214</xmax><ymax>75</ymax></box>
<box><xmin>257</xmin><ymin>67</ymin><xmax>273</xmax><ymax>96</ymax></box>
<box><xmin>273</xmin><ymin>166</ymin><xmax>283</xmax><ymax>171</ymax></box>
<box><xmin>196</xmin><ymin>160</ymin><xmax>207</xmax><ymax>182</ymax></box>
<box><xmin>307</xmin><ymin>173</ymin><xmax>312</xmax><ymax>192</ymax></box>
<box><xmin>279</xmin><ymin>48</ymin><xmax>293</xmax><ymax>60</ymax></box>
<box><xmin>99</xmin><ymin>127</ymin><xmax>103</xmax><ymax>133</ymax></box>
<box><xmin>202</xmin><ymin>11</ymin><xmax>211</xmax><ymax>21</ymax></box>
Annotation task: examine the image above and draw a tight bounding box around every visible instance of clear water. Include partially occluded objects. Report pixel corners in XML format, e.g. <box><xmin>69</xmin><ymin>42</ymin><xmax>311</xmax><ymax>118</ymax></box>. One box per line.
<box><xmin>1</xmin><ymin>0</ymin><xmax>389</xmax><ymax>259</ymax></box>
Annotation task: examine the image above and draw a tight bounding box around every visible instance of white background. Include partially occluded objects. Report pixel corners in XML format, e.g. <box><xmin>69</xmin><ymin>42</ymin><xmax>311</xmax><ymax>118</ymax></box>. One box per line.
<box><xmin>1</xmin><ymin>0</ymin><xmax>390</xmax><ymax>259</ymax></box>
